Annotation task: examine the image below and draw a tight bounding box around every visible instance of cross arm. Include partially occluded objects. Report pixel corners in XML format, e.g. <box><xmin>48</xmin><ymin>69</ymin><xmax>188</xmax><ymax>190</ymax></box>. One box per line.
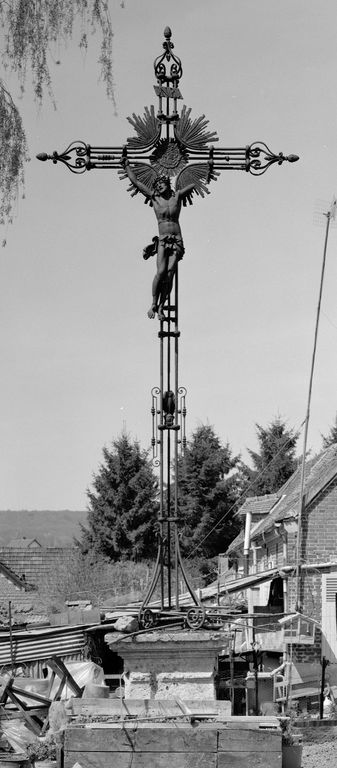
<box><xmin>37</xmin><ymin>140</ymin><xmax>298</xmax><ymax>176</ymax></box>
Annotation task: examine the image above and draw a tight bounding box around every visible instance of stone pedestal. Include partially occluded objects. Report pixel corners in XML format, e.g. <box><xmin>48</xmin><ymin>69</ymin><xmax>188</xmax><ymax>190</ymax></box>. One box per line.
<box><xmin>105</xmin><ymin>629</ymin><xmax>229</xmax><ymax>700</ymax></box>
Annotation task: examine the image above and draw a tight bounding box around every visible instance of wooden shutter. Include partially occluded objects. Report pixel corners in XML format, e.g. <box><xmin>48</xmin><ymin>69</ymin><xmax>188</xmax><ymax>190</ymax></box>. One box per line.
<box><xmin>321</xmin><ymin>574</ymin><xmax>337</xmax><ymax>661</ymax></box>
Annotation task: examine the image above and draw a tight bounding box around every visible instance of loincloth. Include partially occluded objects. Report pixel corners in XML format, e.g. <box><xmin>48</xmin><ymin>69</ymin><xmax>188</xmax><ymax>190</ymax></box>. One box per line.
<box><xmin>143</xmin><ymin>235</ymin><xmax>185</xmax><ymax>261</ymax></box>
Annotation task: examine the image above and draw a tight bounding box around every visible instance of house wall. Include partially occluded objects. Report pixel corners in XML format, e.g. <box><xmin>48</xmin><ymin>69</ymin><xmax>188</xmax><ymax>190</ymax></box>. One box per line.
<box><xmin>249</xmin><ymin>536</ymin><xmax>285</xmax><ymax>575</ymax></box>
<box><xmin>285</xmin><ymin>482</ymin><xmax>337</xmax><ymax>663</ymax></box>
<box><xmin>228</xmin><ymin>477</ymin><xmax>337</xmax><ymax>665</ymax></box>
<box><xmin>320</xmin><ymin>572</ymin><xmax>337</xmax><ymax>662</ymax></box>
<box><xmin>289</xmin><ymin>631</ymin><xmax>322</xmax><ymax>664</ymax></box>
<box><xmin>247</xmin><ymin>495</ymin><xmax>337</xmax><ymax>663</ymax></box>
<box><xmin>301</xmin><ymin>479</ymin><xmax>337</xmax><ymax>566</ymax></box>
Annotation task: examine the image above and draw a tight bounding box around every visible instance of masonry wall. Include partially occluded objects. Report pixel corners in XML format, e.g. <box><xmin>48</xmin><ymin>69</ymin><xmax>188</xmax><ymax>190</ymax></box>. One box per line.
<box><xmin>287</xmin><ymin>481</ymin><xmax>337</xmax><ymax>663</ymax></box>
<box><xmin>301</xmin><ymin>479</ymin><xmax>337</xmax><ymax>561</ymax></box>
<box><xmin>300</xmin><ymin>479</ymin><xmax>337</xmax><ymax>609</ymax></box>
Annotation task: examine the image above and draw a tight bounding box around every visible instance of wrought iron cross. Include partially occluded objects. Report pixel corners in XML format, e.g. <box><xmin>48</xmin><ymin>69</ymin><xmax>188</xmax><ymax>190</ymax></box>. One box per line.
<box><xmin>38</xmin><ymin>27</ymin><xmax>298</xmax><ymax>630</ymax></box>
<box><xmin>37</xmin><ymin>26</ymin><xmax>298</xmax><ymax>190</ymax></box>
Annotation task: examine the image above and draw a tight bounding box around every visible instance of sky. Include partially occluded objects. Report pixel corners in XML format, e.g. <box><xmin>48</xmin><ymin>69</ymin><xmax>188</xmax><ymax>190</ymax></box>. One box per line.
<box><xmin>1</xmin><ymin>0</ymin><xmax>337</xmax><ymax>510</ymax></box>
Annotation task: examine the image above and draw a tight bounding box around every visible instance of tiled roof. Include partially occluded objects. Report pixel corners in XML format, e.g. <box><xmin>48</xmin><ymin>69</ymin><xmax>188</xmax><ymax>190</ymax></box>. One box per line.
<box><xmin>0</xmin><ymin>560</ymin><xmax>28</xmax><ymax>589</ymax></box>
<box><xmin>0</xmin><ymin>563</ymin><xmax>43</xmax><ymax>627</ymax></box>
<box><xmin>236</xmin><ymin>493</ymin><xmax>280</xmax><ymax>518</ymax></box>
<box><xmin>227</xmin><ymin>493</ymin><xmax>279</xmax><ymax>553</ymax></box>
<box><xmin>0</xmin><ymin>547</ymin><xmax>76</xmax><ymax>588</ymax></box>
<box><xmin>246</xmin><ymin>446</ymin><xmax>337</xmax><ymax>543</ymax></box>
<box><xmin>0</xmin><ymin>571</ymin><xmax>26</xmax><ymax>602</ymax></box>
<box><xmin>8</xmin><ymin>538</ymin><xmax>41</xmax><ymax>548</ymax></box>
<box><xmin>226</xmin><ymin>528</ymin><xmax>245</xmax><ymax>554</ymax></box>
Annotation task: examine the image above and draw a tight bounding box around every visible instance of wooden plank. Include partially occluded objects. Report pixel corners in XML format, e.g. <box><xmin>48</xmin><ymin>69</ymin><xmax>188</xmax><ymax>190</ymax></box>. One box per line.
<box><xmin>65</xmin><ymin>724</ymin><xmax>217</xmax><ymax>752</ymax></box>
<box><xmin>218</xmin><ymin>716</ymin><xmax>279</xmax><ymax>727</ymax></box>
<box><xmin>65</xmin><ymin>726</ymin><xmax>136</xmax><ymax>753</ymax></box>
<box><xmin>70</xmin><ymin>699</ymin><xmax>159</xmax><ymax>716</ymax></box>
<box><xmin>174</xmin><ymin>698</ymin><xmax>222</xmax><ymax>720</ymax></box>
<box><xmin>45</xmin><ymin>656</ymin><xmax>83</xmax><ymax>698</ymax></box>
<box><xmin>291</xmin><ymin>686</ymin><xmax>319</xmax><ymax>699</ymax></box>
<box><xmin>70</xmin><ymin>699</ymin><xmax>234</xmax><ymax>719</ymax></box>
<box><xmin>155</xmin><ymin>700</ymin><xmax>184</xmax><ymax>717</ymax></box>
<box><xmin>217</xmin><ymin>719</ymin><xmax>280</xmax><ymax>731</ymax></box>
<box><xmin>218</xmin><ymin>751</ymin><xmax>282</xmax><ymax>768</ymax></box>
<box><xmin>11</xmin><ymin>684</ymin><xmax>51</xmax><ymax>706</ymax></box>
<box><xmin>218</xmin><ymin>729</ymin><xmax>281</xmax><ymax>751</ymax></box>
<box><xmin>64</xmin><ymin>752</ymin><xmax>216</xmax><ymax>768</ymax></box>
<box><xmin>70</xmin><ymin>701</ymin><xmax>186</xmax><ymax>719</ymax></box>
<box><xmin>70</xmin><ymin>698</ymin><xmax>223</xmax><ymax>717</ymax></box>
<box><xmin>1</xmin><ymin>687</ymin><xmax>44</xmax><ymax>735</ymax></box>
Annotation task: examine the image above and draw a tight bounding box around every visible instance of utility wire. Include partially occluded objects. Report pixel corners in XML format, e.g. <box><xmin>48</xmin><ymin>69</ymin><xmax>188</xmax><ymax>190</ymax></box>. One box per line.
<box><xmin>186</xmin><ymin>417</ymin><xmax>306</xmax><ymax>560</ymax></box>
<box><xmin>295</xmin><ymin>199</ymin><xmax>336</xmax><ymax>610</ymax></box>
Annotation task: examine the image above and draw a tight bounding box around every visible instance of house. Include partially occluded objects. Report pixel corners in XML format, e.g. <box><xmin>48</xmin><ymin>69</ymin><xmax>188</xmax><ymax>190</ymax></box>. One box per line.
<box><xmin>0</xmin><ymin>546</ymin><xmax>76</xmax><ymax>588</ymax></box>
<box><xmin>222</xmin><ymin>444</ymin><xmax>337</xmax><ymax>668</ymax></box>
<box><xmin>0</xmin><ymin>560</ymin><xmax>33</xmax><ymax>604</ymax></box>
<box><xmin>0</xmin><ymin>546</ymin><xmax>78</xmax><ymax>631</ymax></box>
<box><xmin>0</xmin><ymin>558</ymin><xmax>44</xmax><ymax>628</ymax></box>
<box><xmin>8</xmin><ymin>538</ymin><xmax>42</xmax><ymax>548</ymax></box>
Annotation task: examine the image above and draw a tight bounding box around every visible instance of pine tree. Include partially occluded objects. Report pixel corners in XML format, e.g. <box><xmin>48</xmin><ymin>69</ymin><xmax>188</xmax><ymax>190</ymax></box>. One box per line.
<box><xmin>81</xmin><ymin>434</ymin><xmax>159</xmax><ymax>561</ymax></box>
<box><xmin>240</xmin><ymin>416</ymin><xmax>298</xmax><ymax>496</ymax></box>
<box><xmin>176</xmin><ymin>424</ymin><xmax>240</xmax><ymax>559</ymax></box>
<box><xmin>322</xmin><ymin>414</ymin><xmax>337</xmax><ymax>449</ymax></box>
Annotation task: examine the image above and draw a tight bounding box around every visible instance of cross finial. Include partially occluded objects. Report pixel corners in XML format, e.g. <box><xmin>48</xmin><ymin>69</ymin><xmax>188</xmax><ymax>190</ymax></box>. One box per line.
<box><xmin>154</xmin><ymin>26</ymin><xmax>182</xmax><ymax>85</ymax></box>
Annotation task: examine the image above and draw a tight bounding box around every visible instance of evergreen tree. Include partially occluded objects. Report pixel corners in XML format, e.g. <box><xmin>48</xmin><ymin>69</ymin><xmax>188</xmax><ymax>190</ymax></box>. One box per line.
<box><xmin>321</xmin><ymin>414</ymin><xmax>337</xmax><ymax>449</ymax></box>
<box><xmin>176</xmin><ymin>424</ymin><xmax>240</xmax><ymax>559</ymax></box>
<box><xmin>81</xmin><ymin>434</ymin><xmax>159</xmax><ymax>561</ymax></box>
<box><xmin>239</xmin><ymin>416</ymin><xmax>298</xmax><ymax>496</ymax></box>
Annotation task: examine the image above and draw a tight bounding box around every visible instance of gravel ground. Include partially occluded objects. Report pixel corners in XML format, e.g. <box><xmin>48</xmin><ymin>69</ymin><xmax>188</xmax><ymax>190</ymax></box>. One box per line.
<box><xmin>300</xmin><ymin>725</ymin><xmax>337</xmax><ymax>768</ymax></box>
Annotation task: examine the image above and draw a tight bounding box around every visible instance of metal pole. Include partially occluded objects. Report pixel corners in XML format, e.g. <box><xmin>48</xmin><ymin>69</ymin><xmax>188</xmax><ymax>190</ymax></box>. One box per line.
<box><xmin>9</xmin><ymin>601</ymin><xmax>14</xmax><ymax>674</ymax></box>
<box><xmin>174</xmin><ymin>269</ymin><xmax>179</xmax><ymax>609</ymax></box>
<box><xmin>159</xmin><ymin>323</ymin><xmax>165</xmax><ymax>609</ymax></box>
<box><xmin>167</xmin><ymin>427</ymin><xmax>172</xmax><ymax>608</ymax></box>
<box><xmin>166</xmin><ymin>295</ymin><xmax>172</xmax><ymax>608</ymax></box>
<box><xmin>320</xmin><ymin>656</ymin><xmax>329</xmax><ymax>719</ymax></box>
<box><xmin>295</xmin><ymin>210</ymin><xmax>331</xmax><ymax>611</ymax></box>
<box><xmin>254</xmin><ymin>649</ymin><xmax>259</xmax><ymax>716</ymax></box>
<box><xmin>229</xmin><ymin>642</ymin><xmax>235</xmax><ymax>715</ymax></box>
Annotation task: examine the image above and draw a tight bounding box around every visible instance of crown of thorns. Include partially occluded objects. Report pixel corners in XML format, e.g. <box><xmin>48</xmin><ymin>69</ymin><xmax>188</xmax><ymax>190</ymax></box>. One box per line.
<box><xmin>153</xmin><ymin>175</ymin><xmax>171</xmax><ymax>192</ymax></box>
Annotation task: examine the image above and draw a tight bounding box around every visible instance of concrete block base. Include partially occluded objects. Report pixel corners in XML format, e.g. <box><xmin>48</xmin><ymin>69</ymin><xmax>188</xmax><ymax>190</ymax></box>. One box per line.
<box><xmin>105</xmin><ymin>628</ymin><xmax>229</xmax><ymax>700</ymax></box>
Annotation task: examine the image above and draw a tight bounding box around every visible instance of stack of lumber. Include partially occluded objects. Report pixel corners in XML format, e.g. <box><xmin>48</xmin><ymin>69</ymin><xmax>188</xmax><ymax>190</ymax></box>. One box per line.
<box><xmin>65</xmin><ymin>702</ymin><xmax>281</xmax><ymax>768</ymax></box>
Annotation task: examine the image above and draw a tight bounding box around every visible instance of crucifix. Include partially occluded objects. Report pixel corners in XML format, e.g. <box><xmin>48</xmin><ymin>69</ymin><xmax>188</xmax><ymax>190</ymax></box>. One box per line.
<box><xmin>38</xmin><ymin>27</ymin><xmax>298</xmax><ymax>630</ymax></box>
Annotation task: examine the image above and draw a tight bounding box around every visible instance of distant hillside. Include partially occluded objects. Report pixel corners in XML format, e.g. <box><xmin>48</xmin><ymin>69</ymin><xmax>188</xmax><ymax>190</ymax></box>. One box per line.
<box><xmin>0</xmin><ymin>510</ymin><xmax>87</xmax><ymax>546</ymax></box>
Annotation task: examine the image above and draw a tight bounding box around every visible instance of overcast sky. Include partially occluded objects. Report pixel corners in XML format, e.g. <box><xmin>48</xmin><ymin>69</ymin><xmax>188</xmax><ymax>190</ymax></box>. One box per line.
<box><xmin>1</xmin><ymin>0</ymin><xmax>337</xmax><ymax>510</ymax></box>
